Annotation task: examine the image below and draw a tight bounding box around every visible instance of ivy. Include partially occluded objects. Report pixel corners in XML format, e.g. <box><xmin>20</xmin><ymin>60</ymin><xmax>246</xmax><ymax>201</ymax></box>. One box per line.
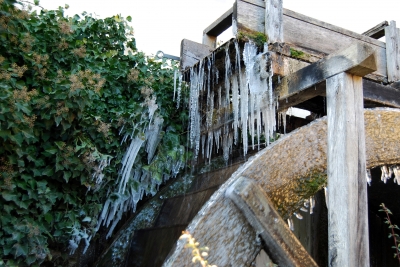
<box><xmin>0</xmin><ymin>0</ymin><xmax>188</xmax><ymax>265</ymax></box>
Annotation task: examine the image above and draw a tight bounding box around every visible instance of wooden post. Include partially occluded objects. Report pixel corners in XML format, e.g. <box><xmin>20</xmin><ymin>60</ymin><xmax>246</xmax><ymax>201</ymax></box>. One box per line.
<box><xmin>265</xmin><ymin>0</ymin><xmax>283</xmax><ymax>43</ymax></box>
<box><xmin>385</xmin><ymin>21</ymin><xmax>400</xmax><ymax>82</ymax></box>
<box><xmin>326</xmin><ymin>72</ymin><xmax>369</xmax><ymax>267</ymax></box>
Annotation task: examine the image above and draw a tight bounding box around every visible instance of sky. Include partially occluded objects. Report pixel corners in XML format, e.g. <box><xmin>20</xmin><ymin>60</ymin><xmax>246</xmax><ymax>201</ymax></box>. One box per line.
<box><xmin>37</xmin><ymin>0</ymin><xmax>400</xmax><ymax>57</ymax></box>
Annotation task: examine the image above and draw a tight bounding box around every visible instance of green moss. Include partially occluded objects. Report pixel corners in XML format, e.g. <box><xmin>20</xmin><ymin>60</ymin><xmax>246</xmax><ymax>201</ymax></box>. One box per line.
<box><xmin>294</xmin><ymin>171</ymin><xmax>327</xmax><ymax>199</ymax></box>
<box><xmin>237</xmin><ymin>30</ymin><xmax>268</xmax><ymax>47</ymax></box>
<box><xmin>290</xmin><ymin>48</ymin><xmax>311</xmax><ymax>60</ymax></box>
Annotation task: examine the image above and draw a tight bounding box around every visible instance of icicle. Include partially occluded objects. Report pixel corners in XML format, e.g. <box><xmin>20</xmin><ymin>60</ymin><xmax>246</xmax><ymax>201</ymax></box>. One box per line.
<box><xmin>366</xmin><ymin>169</ymin><xmax>372</xmax><ymax>186</ymax></box>
<box><xmin>118</xmin><ymin>137</ymin><xmax>145</xmax><ymax>194</ymax></box>
<box><xmin>324</xmin><ymin>187</ymin><xmax>329</xmax><ymax>209</ymax></box>
<box><xmin>225</xmin><ymin>45</ymin><xmax>232</xmax><ymax>106</ymax></box>
<box><xmin>176</xmin><ymin>73</ymin><xmax>182</xmax><ymax>108</ymax></box>
<box><xmin>279</xmin><ymin>108</ymin><xmax>288</xmax><ymax>134</ymax></box>
<box><xmin>287</xmin><ymin>217</ymin><xmax>294</xmax><ymax>231</ymax></box>
<box><xmin>381</xmin><ymin>165</ymin><xmax>391</xmax><ymax>183</ymax></box>
<box><xmin>214</xmin><ymin>128</ymin><xmax>221</xmax><ymax>152</ymax></box>
<box><xmin>300</xmin><ymin>207</ymin><xmax>308</xmax><ymax>213</ymax></box>
<box><xmin>173</xmin><ymin>69</ymin><xmax>177</xmax><ymax>100</ymax></box>
<box><xmin>231</xmin><ymin>74</ymin><xmax>239</xmax><ymax>144</ymax></box>
<box><xmin>394</xmin><ymin>166</ymin><xmax>400</xmax><ymax>185</ymax></box>
<box><xmin>309</xmin><ymin>196</ymin><xmax>315</xmax><ymax>214</ymax></box>
<box><xmin>294</xmin><ymin>212</ymin><xmax>303</xmax><ymax>220</ymax></box>
<box><xmin>304</xmin><ymin>199</ymin><xmax>310</xmax><ymax>208</ymax></box>
<box><xmin>145</xmin><ymin>115</ymin><xmax>164</xmax><ymax>164</ymax></box>
<box><xmin>232</xmin><ymin>18</ymin><xmax>238</xmax><ymax>36</ymax></box>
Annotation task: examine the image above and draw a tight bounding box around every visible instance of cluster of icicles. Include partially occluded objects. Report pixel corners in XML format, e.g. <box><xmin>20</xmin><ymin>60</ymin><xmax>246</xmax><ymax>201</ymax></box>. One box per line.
<box><xmin>377</xmin><ymin>165</ymin><xmax>400</xmax><ymax>184</ymax></box>
<box><xmin>69</xmin><ymin>98</ymin><xmax>184</xmax><ymax>255</ymax></box>
<box><xmin>179</xmin><ymin>40</ymin><xmax>276</xmax><ymax>162</ymax></box>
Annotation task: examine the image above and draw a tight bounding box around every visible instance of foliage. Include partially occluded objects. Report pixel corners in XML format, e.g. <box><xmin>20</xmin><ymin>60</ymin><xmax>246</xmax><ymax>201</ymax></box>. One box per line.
<box><xmin>237</xmin><ymin>30</ymin><xmax>268</xmax><ymax>48</ymax></box>
<box><xmin>289</xmin><ymin>48</ymin><xmax>310</xmax><ymax>61</ymax></box>
<box><xmin>0</xmin><ymin>0</ymin><xmax>187</xmax><ymax>265</ymax></box>
<box><xmin>179</xmin><ymin>231</ymin><xmax>217</xmax><ymax>267</ymax></box>
<box><xmin>379</xmin><ymin>203</ymin><xmax>400</xmax><ymax>264</ymax></box>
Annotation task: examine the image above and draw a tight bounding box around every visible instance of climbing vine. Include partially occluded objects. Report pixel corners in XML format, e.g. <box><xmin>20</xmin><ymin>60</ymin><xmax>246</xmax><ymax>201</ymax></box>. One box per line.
<box><xmin>0</xmin><ymin>0</ymin><xmax>188</xmax><ymax>265</ymax></box>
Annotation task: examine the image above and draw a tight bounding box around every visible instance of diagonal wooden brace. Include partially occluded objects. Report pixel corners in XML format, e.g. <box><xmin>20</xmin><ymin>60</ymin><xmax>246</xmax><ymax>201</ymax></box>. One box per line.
<box><xmin>226</xmin><ymin>176</ymin><xmax>318</xmax><ymax>267</ymax></box>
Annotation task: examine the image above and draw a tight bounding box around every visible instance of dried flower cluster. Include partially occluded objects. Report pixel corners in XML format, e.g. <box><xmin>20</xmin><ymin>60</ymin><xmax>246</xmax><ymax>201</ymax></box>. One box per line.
<box><xmin>72</xmin><ymin>46</ymin><xmax>86</xmax><ymax>58</ymax></box>
<box><xmin>127</xmin><ymin>68</ymin><xmax>139</xmax><ymax>82</ymax></box>
<box><xmin>58</xmin><ymin>20</ymin><xmax>72</xmax><ymax>35</ymax></box>
<box><xmin>11</xmin><ymin>63</ymin><xmax>28</xmax><ymax>78</ymax></box>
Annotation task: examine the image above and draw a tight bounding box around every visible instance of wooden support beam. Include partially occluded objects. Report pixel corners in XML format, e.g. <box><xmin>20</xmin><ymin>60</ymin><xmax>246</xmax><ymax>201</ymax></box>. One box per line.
<box><xmin>202</xmin><ymin>7</ymin><xmax>233</xmax><ymax>49</ymax></box>
<box><xmin>276</xmin><ymin>43</ymin><xmax>377</xmax><ymax>101</ymax></box>
<box><xmin>385</xmin><ymin>21</ymin><xmax>400</xmax><ymax>82</ymax></box>
<box><xmin>233</xmin><ymin>1</ymin><xmax>387</xmax><ymax>81</ymax></box>
<box><xmin>363</xmin><ymin>79</ymin><xmax>400</xmax><ymax>108</ymax></box>
<box><xmin>326</xmin><ymin>72</ymin><xmax>369</xmax><ymax>267</ymax></box>
<box><xmin>265</xmin><ymin>0</ymin><xmax>283</xmax><ymax>43</ymax></box>
<box><xmin>180</xmin><ymin>39</ymin><xmax>213</xmax><ymax>71</ymax></box>
<box><xmin>362</xmin><ymin>21</ymin><xmax>388</xmax><ymax>39</ymax></box>
<box><xmin>203</xmin><ymin>7</ymin><xmax>233</xmax><ymax>37</ymax></box>
<box><xmin>226</xmin><ymin>176</ymin><xmax>318</xmax><ymax>267</ymax></box>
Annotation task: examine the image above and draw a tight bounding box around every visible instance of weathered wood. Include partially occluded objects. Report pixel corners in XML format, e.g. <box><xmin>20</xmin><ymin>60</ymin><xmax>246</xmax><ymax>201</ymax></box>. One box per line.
<box><xmin>203</xmin><ymin>7</ymin><xmax>233</xmax><ymax>37</ymax></box>
<box><xmin>255</xmin><ymin>250</ymin><xmax>275</xmax><ymax>267</ymax></box>
<box><xmin>233</xmin><ymin>1</ymin><xmax>387</xmax><ymax>81</ymax></box>
<box><xmin>202</xmin><ymin>7</ymin><xmax>233</xmax><ymax>49</ymax></box>
<box><xmin>180</xmin><ymin>39</ymin><xmax>213</xmax><ymax>71</ymax></box>
<box><xmin>363</xmin><ymin>79</ymin><xmax>400</xmax><ymax>108</ymax></box>
<box><xmin>362</xmin><ymin>21</ymin><xmax>388</xmax><ymax>39</ymax></box>
<box><xmin>326</xmin><ymin>72</ymin><xmax>369</xmax><ymax>267</ymax></box>
<box><xmin>265</xmin><ymin>0</ymin><xmax>283</xmax><ymax>43</ymax></box>
<box><xmin>276</xmin><ymin>43</ymin><xmax>377</xmax><ymax>100</ymax></box>
<box><xmin>385</xmin><ymin>21</ymin><xmax>400</xmax><ymax>82</ymax></box>
<box><xmin>202</xmin><ymin>34</ymin><xmax>216</xmax><ymax>49</ymax></box>
<box><xmin>226</xmin><ymin>176</ymin><xmax>318</xmax><ymax>267</ymax></box>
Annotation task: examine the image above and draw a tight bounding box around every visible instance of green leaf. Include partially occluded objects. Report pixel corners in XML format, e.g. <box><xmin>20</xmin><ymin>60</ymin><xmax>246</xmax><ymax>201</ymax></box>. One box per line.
<box><xmin>44</xmin><ymin>212</ymin><xmax>53</xmax><ymax>223</ymax></box>
<box><xmin>45</xmin><ymin>147</ymin><xmax>58</xmax><ymax>154</ymax></box>
<box><xmin>2</xmin><ymin>192</ymin><xmax>19</xmax><ymax>202</ymax></box>
<box><xmin>126</xmin><ymin>16</ymin><xmax>132</xmax><ymax>22</ymax></box>
<box><xmin>13</xmin><ymin>243</ymin><xmax>29</xmax><ymax>257</ymax></box>
<box><xmin>42</xmin><ymin>167</ymin><xmax>54</xmax><ymax>177</ymax></box>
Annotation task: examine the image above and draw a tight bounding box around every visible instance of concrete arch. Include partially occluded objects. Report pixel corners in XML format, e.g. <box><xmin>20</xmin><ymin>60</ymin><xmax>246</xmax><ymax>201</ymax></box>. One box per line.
<box><xmin>163</xmin><ymin>108</ymin><xmax>400</xmax><ymax>267</ymax></box>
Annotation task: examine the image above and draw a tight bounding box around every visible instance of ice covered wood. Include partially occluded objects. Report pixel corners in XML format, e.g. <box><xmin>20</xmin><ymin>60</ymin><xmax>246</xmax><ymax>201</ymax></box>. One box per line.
<box><xmin>226</xmin><ymin>176</ymin><xmax>318</xmax><ymax>267</ymax></box>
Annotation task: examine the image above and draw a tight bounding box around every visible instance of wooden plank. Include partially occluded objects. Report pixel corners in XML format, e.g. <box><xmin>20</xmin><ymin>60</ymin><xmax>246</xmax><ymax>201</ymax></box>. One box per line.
<box><xmin>180</xmin><ymin>39</ymin><xmax>213</xmax><ymax>71</ymax></box>
<box><xmin>326</xmin><ymin>72</ymin><xmax>369</xmax><ymax>267</ymax></box>
<box><xmin>362</xmin><ymin>21</ymin><xmax>388</xmax><ymax>39</ymax></box>
<box><xmin>225</xmin><ymin>176</ymin><xmax>318</xmax><ymax>267</ymax></box>
<box><xmin>283</xmin><ymin>10</ymin><xmax>387</xmax><ymax>80</ymax></box>
<box><xmin>385</xmin><ymin>21</ymin><xmax>400</xmax><ymax>82</ymax></box>
<box><xmin>363</xmin><ymin>79</ymin><xmax>400</xmax><ymax>108</ymax></box>
<box><xmin>265</xmin><ymin>0</ymin><xmax>283</xmax><ymax>43</ymax></box>
<box><xmin>233</xmin><ymin>1</ymin><xmax>387</xmax><ymax>81</ymax></box>
<box><xmin>276</xmin><ymin>43</ymin><xmax>377</xmax><ymax>100</ymax></box>
<box><xmin>234</xmin><ymin>0</ymin><xmax>265</xmax><ymax>34</ymax></box>
<box><xmin>202</xmin><ymin>34</ymin><xmax>216</xmax><ymax>49</ymax></box>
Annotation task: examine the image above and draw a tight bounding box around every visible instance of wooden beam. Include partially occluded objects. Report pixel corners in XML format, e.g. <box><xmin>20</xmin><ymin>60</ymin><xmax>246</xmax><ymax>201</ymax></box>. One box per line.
<box><xmin>362</xmin><ymin>21</ymin><xmax>388</xmax><ymax>39</ymax></box>
<box><xmin>180</xmin><ymin>39</ymin><xmax>213</xmax><ymax>71</ymax></box>
<box><xmin>202</xmin><ymin>7</ymin><xmax>233</xmax><ymax>49</ymax></box>
<box><xmin>363</xmin><ymin>79</ymin><xmax>400</xmax><ymax>108</ymax></box>
<box><xmin>385</xmin><ymin>21</ymin><xmax>400</xmax><ymax>82</ymax></box>
<box><xmin>326</xmin><ymin>72</ymin><xmax>369</xmax><ymax>267</ymax></box>
<box><xmin>233</xmin><ymin>1</ymin><xmax>387</xmax><ymax>81</ymax></box>
<box><xmin>276</xmin><ymin>43</ymin><xmax>377</xmax><ymax>100</ymax></box>
<box><xmin>226</xmin><ymin>176</ymin><xmax>318</xmax><ymax>267</ymax></box>
<box><xmin>203</xmin><ymin>7</ymin><xmax>233</xmax><ymax>37</ymax></box>
<box><xmin>265</xmin><ymin>0</ymin><xmax>283</xmax><ymax>43</ymax></box>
